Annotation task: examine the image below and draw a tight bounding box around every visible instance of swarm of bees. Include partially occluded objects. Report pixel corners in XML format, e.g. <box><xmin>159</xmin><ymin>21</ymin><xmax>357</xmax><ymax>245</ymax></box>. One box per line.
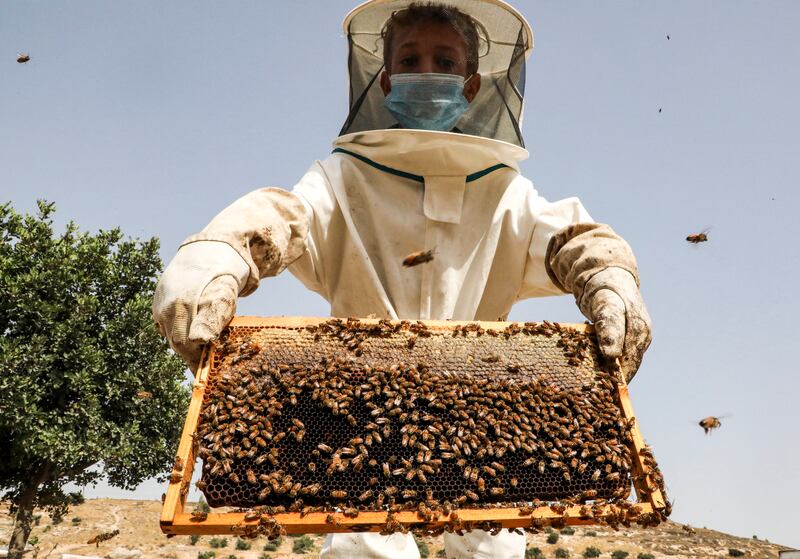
<box><xmin>184</xmin><ymin>318</ymin><xmax>669</xmax><ymax>534</ymax></box>
<box><xmin>86</xmin><ymin>529</ymin><xmax>119</xmax><ymax>547</ymax></box>
<box><xmin>402</xmin><ymin>249</ymin><xmax>435</xmax><ymax>267</ymax></box>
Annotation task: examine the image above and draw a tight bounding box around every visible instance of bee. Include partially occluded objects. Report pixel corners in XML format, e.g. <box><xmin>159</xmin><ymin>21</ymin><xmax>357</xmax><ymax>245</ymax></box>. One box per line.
<box><xmin>698</xmin><ymin>415</ymin><xmax>728</xmax><ymax>434</ymax></box>
<box><xmin>402</xmin><ymin>249</ymin><xmax>435</xmax><ymax>267</ymax></box>
<box><xmin>325</xmin><ymin>514</ymin><xmax>341</xmax><ymax>527</ymax></box>
<box><xmin>169</xmin><ymin>472</ymin><xmax>183</xmax><ymax>483</ymax></box>
<box><xmin>318</xmin><ymin>443</ymin><xmax>333</xmax><ymax>453</ymax></box>
<box><xmin>358</xmin><ymin>490</ymin><xmax>373</xmax><ymax>502</ymax></box>
<box><xmin>136</xmin><ymin>390</ymin><xmax>152</xmax><ymax>399</ymax></box>
<box><xmin>173</xmin><ymin>456</ymin><xmax>184</xmax><ymax>471</ymax></box>
<box><xmin>686</xmin><ymin>228</ymin><xmax>710</xmax><ymax>244</ymax></box>
<box><xmin>243</xmin><ymin>509</ymin><xmax>260</xmax><ymax>522</ymax></box>
<box><xmin>489</xmin><ymin>487</ymin><xmax>505</xmax><ymax>496</ymax></box>
<box><xmin>330</xmin><ymin>490</ymin><xmax>348</xmax><ymax>500</ymax></box>
<box><xmin>682</xmin><ymin>524</ymin><xmax>696</xmax><ymax>535</ymax></box>
<box><xmin>465</xmin><ymin>490</ymin><xmax>480</xmax><ymax>501</ymax></box>
<box><xmin>17</xmin><ymin>53</ymin><xmax>30</xmax><ymax>64</ymax></box>
<box><xmin>190</xmin><ymin>510</ymin><xmax>208</xmax><ymax>522</ymax></box>
<box><xmin>229</xmin><ymin>472</ymin><xmax>240</xmax><ymax>484</ymax></box>
<box><xmin>246</xmin><ymin>470</ymin><xmax>257</xmax><ymax>485</ymax></box>
<box><xmin>307</xmin><ymin>462</ymin><xmax>316</xmax><ymax>473</ymax></box>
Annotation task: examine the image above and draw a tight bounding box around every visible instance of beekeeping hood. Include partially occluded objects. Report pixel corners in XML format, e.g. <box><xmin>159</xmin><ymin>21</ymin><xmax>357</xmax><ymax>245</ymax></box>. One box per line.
<box><xmin>339</xmin><ymin>0</ymin><xmax>534</xmax><ymax>147</ymax></box>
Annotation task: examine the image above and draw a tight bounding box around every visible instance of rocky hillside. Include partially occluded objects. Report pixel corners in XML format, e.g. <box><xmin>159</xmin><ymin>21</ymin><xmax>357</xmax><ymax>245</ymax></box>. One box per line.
<box><xmin>0</xmin><ymin>499</ymin><xmax>792</xmax><ymax>559</ymax></box>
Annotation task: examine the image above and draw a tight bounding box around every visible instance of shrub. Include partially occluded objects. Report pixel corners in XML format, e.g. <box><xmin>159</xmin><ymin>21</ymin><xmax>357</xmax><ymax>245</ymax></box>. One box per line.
<box><xmin>555</xmin><ymin>548</ymin><xmax>570</xmax><ymax>558</ymax></box>
<box><xmin>67</xmin><ymin>492</ymin><xmax>85</xmax><ymax>505</ymax></box>
<box><xmin>235</xmin><ymin>539</ymin><xmax>251</xmax><ymax>550</ymax></box>
<box><xmin>637</xmin><ymin>554</ymin><xmax>655</xmax><ymax>559</ymax></box>
<box><xmin>263</xmin><ymin>538</ymin><xmax>281</xmax><ymax>551</ymax></box>
<box><xmin>292</xmin><ymin>535</ymin><xmax>315</xmax><ymax>554</ymax></box>
<box><xmin>71</xmin><ymin>517</ymin><xmax>81</xmax><ymax>525</ymax></box>
<box><xmin>28</xmin><ymin>536</ymin><xmax>39</xmax><ymax>546</ymax></box>
<box><xmin>560</xmin><ymin>527</ymin><xmax>575</xmax><ymax>535</ymax></box>
<box><xmin>436</xmin><ymin>550</ymin><xmax>447</xmax><ymax>558</ymax></box>
<box><xmin>612</xmin><ymin>551</ymin><xmax>629</xmax><ymax>559</ymax></box>
<box><xmin>197</xmin><ymin>497</ymin><xmax>211</xmax><ymax>513</ymax></box>
<box><xmin>415</xmin><ymin>536</ymin><xmax>431</xmax><ymax>558</ymax></box>
<box><xmin>584</xmin><ymin>531</ymin><xmax>597</xmax><ymax>537</ymax></box>
<box><xmin>190</xmin><ymin>535</ymin><xmax>201</xmax><ymax>545</ymax></box>
<box><xmin>583</xmin><ymin>547</ymin><xmax>601</xmax><ymax>558</ymax></box>
<box><xmin>197</xmin><ymin>552</ymin><xmax>216</xmax><ymax>559</ymax></box>
<box><xmin>728</xmin><ymin>550</ymin><xmax>745</xmax><ymax>558</ymax></box>
<box><xmin>51</xmin><ymin>514</ymin><xmax>63</xmax><ymax>525</ymax></box>
<box><xmin>547</xmin><ymin>533</ymin><xmax>559</xmax><ymax>545</ymax></box>
<box><xmin>259</xmin><ymin>555</ymin><xmax>271</xmax><ymax>559</ymax></box>
<box><xmin>209</xmin><ymin>537</ymin><xmax>228</xmax><ymax>549</ymax></box>
<box><xmin>525</xmin><ymin>547</ymin><xmax>544</xmax><ymax>559</ymax></box>
<box><xmin>226</xmin><ymin>555</ymin><xmax>237</xmax><ymax>559</ymax></box>
<box><xmin>33</xmin><ymin>515</ymin><xmax>42</xmax><ymax>526</ymax></box>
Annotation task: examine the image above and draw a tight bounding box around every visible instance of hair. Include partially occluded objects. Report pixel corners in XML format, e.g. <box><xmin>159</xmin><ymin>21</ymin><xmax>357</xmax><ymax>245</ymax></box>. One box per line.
<box><xmin>381</xmin><ymin>2</ymin><xmax>480</xmax><ymax>75</ymax></box>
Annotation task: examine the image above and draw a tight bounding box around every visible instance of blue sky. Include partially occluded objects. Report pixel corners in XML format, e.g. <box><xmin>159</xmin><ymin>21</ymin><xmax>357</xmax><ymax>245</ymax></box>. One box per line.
<box><xmin>2</xmin><ymin>1</ymin><xmax>799</xmax><ymax>547</ymax></box>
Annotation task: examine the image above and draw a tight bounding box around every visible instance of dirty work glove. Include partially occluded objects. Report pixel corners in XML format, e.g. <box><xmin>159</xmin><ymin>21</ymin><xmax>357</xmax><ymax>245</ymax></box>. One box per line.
<box><xmin>579</xmin><ymin>267</ymin><xmax>652</xmax><ymax>382</ymax></box>
<box><xmin>152</xmin><ymin>241</ymin><xmax>250</xmax><ymax>372</ymax></box>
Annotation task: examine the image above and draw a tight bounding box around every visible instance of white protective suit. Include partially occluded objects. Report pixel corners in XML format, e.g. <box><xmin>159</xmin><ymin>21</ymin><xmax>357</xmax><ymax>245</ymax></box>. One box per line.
<box><xmin>153</xmin><ymin>1</ymin><xmax>651</xmax><ymax>558</ymax></box>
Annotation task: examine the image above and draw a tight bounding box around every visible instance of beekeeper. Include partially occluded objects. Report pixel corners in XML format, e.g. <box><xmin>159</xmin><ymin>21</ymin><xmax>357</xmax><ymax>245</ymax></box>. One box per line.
<box><xmin>153</xmin><ymin>1</ymin><xmax>651</xmax><ymax>557</ymax></box>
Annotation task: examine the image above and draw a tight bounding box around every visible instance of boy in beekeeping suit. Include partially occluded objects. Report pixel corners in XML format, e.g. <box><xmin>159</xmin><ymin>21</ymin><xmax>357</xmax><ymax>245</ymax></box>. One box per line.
<box><xmin>153</xmin><ymin>1</ymin><xmax>651</xmax><ymax>557</ymax></box>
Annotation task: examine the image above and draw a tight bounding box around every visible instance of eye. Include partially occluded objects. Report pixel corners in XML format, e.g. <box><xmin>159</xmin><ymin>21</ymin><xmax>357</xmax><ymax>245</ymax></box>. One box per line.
<box><xmin>399</xmin><ymin>56</ymin><xmax>417</xmax><ymax>67</ymax></box>
<box><xmin>437</xmin><ymin>57</ymin><xmax>456</xmax><ymax>72</ymax></box>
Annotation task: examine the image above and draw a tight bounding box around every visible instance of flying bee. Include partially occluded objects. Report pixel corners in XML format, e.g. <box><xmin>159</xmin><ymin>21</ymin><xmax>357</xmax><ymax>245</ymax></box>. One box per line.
<box><xmin>402</xmin><ymin>249</ymin><xmax>435</xmax><ymax>267</ymax></box>
<box><xmin>698</xmin><ymin>414</ymin><xmax>728</xmax><ymax>434</ymax></box>
<box><xmin>136</xmin><ymin>390</ymin><xmax>152</xmax><ymax>399</ymax></box>
<box><xmin>686</xmin><ymin>228</ymin><xmax>710</xmax><ymax>244</ymax></box>
<box><xmin>17</xmin><ymin>53</ymin><xmax>30</xmax><ymax>63</ymax></box>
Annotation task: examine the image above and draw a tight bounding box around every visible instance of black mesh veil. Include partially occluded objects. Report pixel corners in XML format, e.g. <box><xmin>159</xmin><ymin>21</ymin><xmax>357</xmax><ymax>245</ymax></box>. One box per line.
<box><xmin>339</xmin><ymin>0</ymin><xmax>534</xmax><ymax>147</ymax></box>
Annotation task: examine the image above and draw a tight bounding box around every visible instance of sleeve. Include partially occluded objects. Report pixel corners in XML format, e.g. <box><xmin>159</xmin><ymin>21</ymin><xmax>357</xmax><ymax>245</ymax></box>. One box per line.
<box><xmin>518</xmin><ymin>192</ymin><xmax>594</xmax><ymax>299</ymax></box>
<box><xmin>180</xmin><ymin>186</ymin><xmax>309</xmax><ymax>297</ymax></box>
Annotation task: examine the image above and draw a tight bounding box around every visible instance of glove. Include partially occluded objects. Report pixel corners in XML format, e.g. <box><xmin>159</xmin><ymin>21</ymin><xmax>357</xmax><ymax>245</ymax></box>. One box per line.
<box><xmin>152</xmin><ymin>241</ymin><xmax>250</xmax><ymax>372</ymax></box>
<box><xmin>578</xmin><ymin>267</ymin><xmax>652</xmax><ymax>381</ymax></box>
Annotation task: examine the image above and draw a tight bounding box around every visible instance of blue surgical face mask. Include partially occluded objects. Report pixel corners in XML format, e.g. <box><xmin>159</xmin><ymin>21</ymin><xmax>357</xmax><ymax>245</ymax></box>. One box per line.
<box><xmin>383</xmin><ymin>73</ymin><xmax>472</xmax><ymax>132</ymax></box>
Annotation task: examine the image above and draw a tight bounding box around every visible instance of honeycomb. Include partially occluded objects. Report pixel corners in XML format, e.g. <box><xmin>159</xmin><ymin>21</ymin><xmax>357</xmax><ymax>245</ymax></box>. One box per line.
<box><xmin>195</xmin><ymin>319</ymin><xmax>635</xmax><ymax>510</ymax></box>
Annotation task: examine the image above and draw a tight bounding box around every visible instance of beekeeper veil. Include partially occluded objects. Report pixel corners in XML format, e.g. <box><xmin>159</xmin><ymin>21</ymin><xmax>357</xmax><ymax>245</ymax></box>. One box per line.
<box><xmin>339</xmin><ymin>0</ymin><xmax>534</xmax><ymax>147</ymax></box>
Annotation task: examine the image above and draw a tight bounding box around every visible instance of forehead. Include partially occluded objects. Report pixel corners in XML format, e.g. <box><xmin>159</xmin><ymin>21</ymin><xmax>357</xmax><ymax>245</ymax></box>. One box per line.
<box><xmin>389</xmin><ymin>21</ymin><xmax>467</xmax><ymax>55</ymax></box>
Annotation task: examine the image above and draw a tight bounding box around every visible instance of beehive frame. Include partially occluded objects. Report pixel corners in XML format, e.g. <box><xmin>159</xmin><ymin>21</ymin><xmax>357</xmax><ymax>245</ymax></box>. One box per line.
<box><xmin>160</xmin><ymin>317</ymin><xmax>667</xmax><ymax>536</ymax></box>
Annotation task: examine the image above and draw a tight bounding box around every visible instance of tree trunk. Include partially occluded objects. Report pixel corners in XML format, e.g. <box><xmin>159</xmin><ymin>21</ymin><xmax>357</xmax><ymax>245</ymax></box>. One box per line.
<box><xmin>7</xmin><ymin>463</ymin><xmax>50</xmax><ymax>559</ymax></box>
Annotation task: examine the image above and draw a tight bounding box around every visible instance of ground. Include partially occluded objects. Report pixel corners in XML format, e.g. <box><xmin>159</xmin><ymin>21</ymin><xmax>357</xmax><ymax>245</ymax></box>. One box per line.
<box><xmin>0</xmin><ymin>499</ymin><xmax>791</xmax><ymax>559</ymax></box>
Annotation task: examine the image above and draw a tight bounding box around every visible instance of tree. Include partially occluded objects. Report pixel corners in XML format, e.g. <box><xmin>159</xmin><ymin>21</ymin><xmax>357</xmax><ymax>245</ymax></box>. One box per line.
<box><xmin>0</xmin><ymin>201</ymin><xmax>189</xmax><ymax>558</ymax></box>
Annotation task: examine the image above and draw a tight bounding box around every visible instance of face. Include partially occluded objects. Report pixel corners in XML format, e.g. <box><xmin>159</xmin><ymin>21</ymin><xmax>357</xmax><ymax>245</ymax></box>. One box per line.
<box><xmin>380</xmin><ymin>22</ymin><xmax>481</xmax><ymax>102</ymax></box>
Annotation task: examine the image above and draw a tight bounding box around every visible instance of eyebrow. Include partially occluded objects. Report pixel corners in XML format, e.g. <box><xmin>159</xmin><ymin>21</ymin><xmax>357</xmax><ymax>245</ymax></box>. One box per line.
<box><xmin>395</xmin><ymin>41</ymin><xmax>460</xmax><ymax>54</ymax></box>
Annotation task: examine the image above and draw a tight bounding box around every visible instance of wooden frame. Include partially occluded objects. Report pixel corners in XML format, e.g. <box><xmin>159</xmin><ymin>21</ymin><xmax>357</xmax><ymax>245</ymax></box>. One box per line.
<box><xmin>160</xmin><ymin>317</ymin><xmax>666</xmax><ymax>536</ymax></box>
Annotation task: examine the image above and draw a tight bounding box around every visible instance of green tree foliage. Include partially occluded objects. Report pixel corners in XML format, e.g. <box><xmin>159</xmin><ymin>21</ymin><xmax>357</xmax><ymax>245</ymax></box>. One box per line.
<box><xmin>0</xmin><ymin>201</ymin><xmax>189</xmax><ymax>558</ymax></box>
